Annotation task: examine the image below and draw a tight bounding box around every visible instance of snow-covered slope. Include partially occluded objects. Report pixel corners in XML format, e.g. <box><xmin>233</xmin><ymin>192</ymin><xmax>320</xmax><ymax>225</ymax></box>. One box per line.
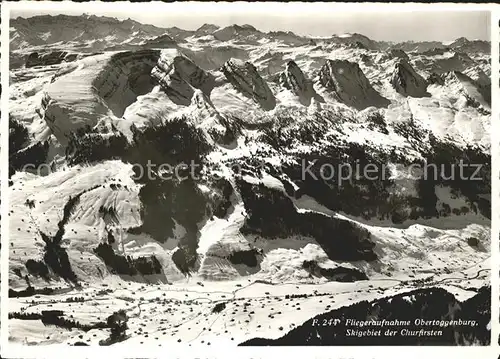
<box><xmin>8</xmin><ymin>15</ymin><xmax>491</xmax><ymax>347</ymax></box>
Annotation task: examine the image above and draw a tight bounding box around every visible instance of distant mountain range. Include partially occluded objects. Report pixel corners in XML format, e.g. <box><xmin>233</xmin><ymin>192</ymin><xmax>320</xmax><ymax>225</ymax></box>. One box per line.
<box><xmin>10</xmin><ymin>14</ymin><xmax>490</xmax><ymax>54</ymax></box>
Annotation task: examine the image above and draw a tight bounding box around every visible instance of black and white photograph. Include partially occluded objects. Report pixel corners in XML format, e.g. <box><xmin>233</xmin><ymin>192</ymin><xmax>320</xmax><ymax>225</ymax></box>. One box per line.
<box><xmin>3</xmin><ymin>2</ymin><xmax>492</xmax><ymax>351</ymax></box>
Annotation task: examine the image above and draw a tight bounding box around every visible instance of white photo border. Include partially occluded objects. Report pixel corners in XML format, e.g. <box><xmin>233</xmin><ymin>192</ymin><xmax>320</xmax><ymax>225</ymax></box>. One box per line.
<box><xmin>1</xmin><ymin>2</ymin><xmax>498</xmax><ymax>358</ymax></box>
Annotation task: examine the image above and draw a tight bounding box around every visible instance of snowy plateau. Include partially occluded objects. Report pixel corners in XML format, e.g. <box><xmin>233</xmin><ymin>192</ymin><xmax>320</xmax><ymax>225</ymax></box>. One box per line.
<box><xmin>7</xmin><ymin>14</ymin><xmax>491</xmax><ymax>346</ymax></box>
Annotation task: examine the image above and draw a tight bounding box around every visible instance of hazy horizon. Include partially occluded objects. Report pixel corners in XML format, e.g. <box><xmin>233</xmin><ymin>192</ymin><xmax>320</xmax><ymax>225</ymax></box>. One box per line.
<box><xmin>10</xmin><ymin>5</ymin><xmax>490</xmax><ymax>43</ymax></box>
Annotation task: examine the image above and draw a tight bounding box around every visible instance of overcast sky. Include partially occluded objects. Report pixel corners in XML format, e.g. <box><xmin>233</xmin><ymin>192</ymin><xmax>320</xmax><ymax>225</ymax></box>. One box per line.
<box><xmin>10</xmin><ymin>3</ymin><xmax>490</xmax><ymax>42</ymax></box>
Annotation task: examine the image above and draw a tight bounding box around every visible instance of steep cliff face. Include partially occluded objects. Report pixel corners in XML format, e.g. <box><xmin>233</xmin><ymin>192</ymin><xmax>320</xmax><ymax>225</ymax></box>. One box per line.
<box><xmin>390</xmin><ymin>60</ymin><xmax>429</xmax><ymax>97</ymax></box>
<box><xmin>277</xmin><ymin>61</ymin><xmax>318</xmax><ymax>105</ymax></box>
<box><xmin>94</xmin><ymin>50</ymin><xmax>159</xmax><ymax>116</ymax></box>
<box><xmin>40</xmin><ymin>50</ymin><xmax>159</xmax><ymax>145</ymax></box>
<box><xmin>151</xmin><ymin>49</ymin><xmax>216</xmax><ymax>106</ymax></box>
<box><xmin>318</xmin><ymin>59</ymin><xmax>389</xmax><ymax>110</ymax></box>
<box><xmin>221</xmin><ymin>59</ymin><xmax>276</xmax><ymax>110</ymax></box>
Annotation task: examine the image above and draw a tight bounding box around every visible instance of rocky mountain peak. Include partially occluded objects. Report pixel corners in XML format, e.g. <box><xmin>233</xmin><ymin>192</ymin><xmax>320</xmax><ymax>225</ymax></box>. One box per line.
<box><xmin>221</xmin><ymin>59</ymin><xmax>276</xmax><ymax>110</ymax></box>
<box><xmin>277</xmin><ymin>61</ymin><xmax>317</xmax><ymax>105</ymax></box>
<box><xmin>151</xmin><ymin>50</ymin><xmax>215</xmax><ymax>106</ymax></box>
<box><xmin>318</xmin><ymin>59</ymin><xmax>389</xmax><ymax>110</ymax></box>
<box><xmin>196</xmin><ymin>23</ymin><xmax>220</xmax><ymax>34</ymax></box>
<box><xmin>213</xmin><ymin>24</ymin><xmax>263</xmax><ymax>42</ymax></box>
<box><xmin>141</xmin><ymin>33</ymin><xmax>176</xmax><ymax>47</ymax></box>
<box><xmin>10</xmin><ymin>14</ymin><xmax>168</xmax><ymax>51</ymax></box>
<box><xmin>390</xmin><ymin>59</ymin><xmax>429</xmax><ymax>97</ymax></box>
<box><xmin>452</xmin><ymin>37</ymin><xmax>470</xmax><ymax>45</ymax></box>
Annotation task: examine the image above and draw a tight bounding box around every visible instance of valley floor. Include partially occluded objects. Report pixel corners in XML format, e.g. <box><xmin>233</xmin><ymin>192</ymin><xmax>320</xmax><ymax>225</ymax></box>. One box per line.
<box><xmin>9</xmin><ymin>258</ymin><xmax>489</xmax><ymax>346</ymax></box>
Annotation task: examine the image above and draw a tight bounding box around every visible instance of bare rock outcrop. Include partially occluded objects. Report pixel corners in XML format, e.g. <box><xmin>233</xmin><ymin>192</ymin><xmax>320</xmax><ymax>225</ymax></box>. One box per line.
<box><xmin>25</xmin><ymin>51</ymin><xmax>79</xmax><ymax>68</ymax></box>
<box><xmin>318</xmin><ymin>59</ymin><xmax>389</xmax><ymax>110</ymax></box>
<box><xmin>427</xmin><ymin>72</ymin><xmax>446</xmax><ymax>86</ymax></box>
<box><xmin>151</xmin><ymin>49</ymin><xmax>216</xmax><ymax>106</ymax></box>
<box><xmin>390</xmin><ymin>59</ymin><xmax>429</xmax><ymax>97</ymax></box>
<box><xmin>221</xmin><ymin>59</ymin><xmax>276</xmax><ymax>110</ymax></box>
<box><xmin>94</xmin><ymin>50</ymin><xmax>159</xmax><ymax>116</ymax></box>
<box><xmin>277</xmin><ymin>61</ymin><xmax>318</xmax><ymax>105</ymax></box>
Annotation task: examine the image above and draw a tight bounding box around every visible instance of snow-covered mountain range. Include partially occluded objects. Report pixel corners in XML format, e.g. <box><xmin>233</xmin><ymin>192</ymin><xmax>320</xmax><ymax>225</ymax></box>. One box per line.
<box><xmin>8</xmin><ymin>14</ymin><xmax>491</xmax><ymax>346</ymax></box>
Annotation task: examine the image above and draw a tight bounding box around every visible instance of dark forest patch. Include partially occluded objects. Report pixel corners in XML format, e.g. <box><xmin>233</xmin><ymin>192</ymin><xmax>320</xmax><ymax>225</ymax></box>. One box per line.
<box><xmin>241</xmin><ymin>286</ymin><xmax>490</xmax><ymax>346</ymax></box>
<box><xmin>237</xmin><ymin>180</ymin><xmax>377</xmax><ymax>262</ymax></box>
